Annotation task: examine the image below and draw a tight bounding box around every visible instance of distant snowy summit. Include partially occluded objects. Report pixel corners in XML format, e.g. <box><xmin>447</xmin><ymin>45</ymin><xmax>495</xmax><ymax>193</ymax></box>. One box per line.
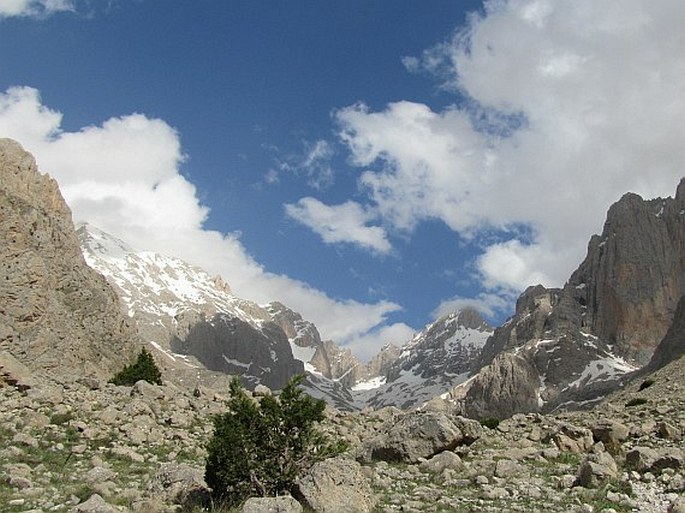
<box><xmin>356</xmin><ymin>308</ymin><xmax>493</xmax><ymax>410</ymax></box>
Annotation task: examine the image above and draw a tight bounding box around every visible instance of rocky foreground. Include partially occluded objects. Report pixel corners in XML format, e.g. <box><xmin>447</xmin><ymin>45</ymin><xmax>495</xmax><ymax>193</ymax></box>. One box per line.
<box><xmin>1</xmin><ymin>350</ymin><xmax>684</xmax><ymax>513</ymax></box>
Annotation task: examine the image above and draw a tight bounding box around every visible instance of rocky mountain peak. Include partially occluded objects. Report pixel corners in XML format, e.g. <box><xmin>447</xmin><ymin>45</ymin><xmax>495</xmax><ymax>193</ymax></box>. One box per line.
<box><xmin>451</xmin><ymin>306</ymin><xmax>490</xmax><ymax>331</ymax></box>
<box><xmin>569</xmin><ymin>181</ymin><xmax>684</xmax><ymax>364</ymax></box>
<box><xmin>461</xmin><ymin>179</ymin><xmax>685</xmax><ymax>419</ymax></box>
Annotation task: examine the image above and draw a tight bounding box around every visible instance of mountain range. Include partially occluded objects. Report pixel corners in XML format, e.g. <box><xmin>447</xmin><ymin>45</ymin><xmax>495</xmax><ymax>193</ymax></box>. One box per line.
<box><xmin>2</xmin><ymin>136</ymin><xmax>684</xmax><ymax>419</ymax></box>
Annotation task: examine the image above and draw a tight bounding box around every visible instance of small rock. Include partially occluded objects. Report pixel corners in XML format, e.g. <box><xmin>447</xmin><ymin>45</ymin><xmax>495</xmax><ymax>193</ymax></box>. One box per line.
<box><xmin>68</xmin><ymin>493</ymin><xmax>121</xmax><ymax>513</ymax></box>
<box><xmin>575</xmin><ymin>451</ymin><xmax>618</xmax><ymax>488</ymax></box>
<box><xmin>659</xmin><ymin>422</ymin><xmax>682</xmax><ymax>441</ymax></box>
<box><xmin>420</xmin><ymin>451</ymin><xmax>463</xmax><ymax>474</ymax></box>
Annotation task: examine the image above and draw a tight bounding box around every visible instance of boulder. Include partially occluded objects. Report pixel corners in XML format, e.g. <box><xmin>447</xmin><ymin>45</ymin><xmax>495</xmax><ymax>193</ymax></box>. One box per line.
<box><xmin>294</xmin><ymin>456</ymin><xmax>375</xmax><ymax>513</ymax></box>
<box><xmin>574</xmin><ymin>451</ymin><xmax>619</xmax><ymax>488</ymax></box>
<box><xmin>240</xmin><ymin>495</ymin><xmax>302</xmax><ymax>513</ymax></box>
<box><xmin>552</xmin><ymin>423</ymin><xmax>594</xmax><ymax>454</ymax></box>
<box><xmin>146</xmin><ymin>463</ymin><xmax>209</xmax><ymax>507</ymax></box>
<box><xmin>68</xmin><ymin>494</ymin><xmax>121</xmax><ymax>513</ymax></box>
<box><xmin>0</xmin><ymin>351</ymin><xmax>36</xmax><ymax>391</ymax></box>
<box><xmin>420</xmin><ymin>451</ymin><xmax>464</xmax><ymax>474</ymax></box>
<box><xmin>591</xmin><ymin>420</ymin><xmax>630</xmax><ymax>454</ymax></box>
<box><xmin>364</xmin><ymin>411</ymin><xmax>473</xmax><ymax>463</ymax></box>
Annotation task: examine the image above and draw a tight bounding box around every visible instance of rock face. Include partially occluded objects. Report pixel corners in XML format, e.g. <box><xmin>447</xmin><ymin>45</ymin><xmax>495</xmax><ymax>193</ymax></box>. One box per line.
<box><xmin>170</xmin><ymin>313</ymin><xmax>303</xmax><ymax>390</ymax></box>
<box><xmin>646</xmin><ymin>295</ymin><xmax>685</xmax><ymax>372</ymax></box>
<box><xmin>571</xmin><ymin>184</ymin><xmax>685</xmax><ymax>364</ymax></box>
<box><xmin>0</xmin><ymin>138</ymin><xmax>139</xmax><ymax>379</ymax></box>
<box><xmin>462</xmin><ymin>180</ymin><xmax>685</xmax><ymax>418</ymax></box>
<box><xmin>357</xmin><ymin>309</ymin><xmax>492</xmax><ymax>410</ymax></box>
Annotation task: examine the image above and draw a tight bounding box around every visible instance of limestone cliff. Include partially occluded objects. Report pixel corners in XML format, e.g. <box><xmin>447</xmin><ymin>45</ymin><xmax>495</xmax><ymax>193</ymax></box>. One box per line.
<box><xmin>0</xmin><ymin>138</ymin><xmax>139</xmax><ymax>379</ymax></box>
<box><xmin>462</xmin><ymin>179</ymin><xmax>685</xmax><ymax>418</ymax></box>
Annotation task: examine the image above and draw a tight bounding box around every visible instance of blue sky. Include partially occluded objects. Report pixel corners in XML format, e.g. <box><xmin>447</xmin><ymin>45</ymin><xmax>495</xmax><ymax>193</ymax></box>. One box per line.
<box><xmin>1</xmin><ymin>1</ymin><xmax>684</xmax><ymax>359</ymax></box>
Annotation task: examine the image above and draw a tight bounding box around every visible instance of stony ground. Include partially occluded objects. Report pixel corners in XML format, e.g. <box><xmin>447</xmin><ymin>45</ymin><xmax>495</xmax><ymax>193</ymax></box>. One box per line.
<box><xmin>1</xmin><ymin>356</ymin><xmax>684</xmax><ymax>513</ymax></box>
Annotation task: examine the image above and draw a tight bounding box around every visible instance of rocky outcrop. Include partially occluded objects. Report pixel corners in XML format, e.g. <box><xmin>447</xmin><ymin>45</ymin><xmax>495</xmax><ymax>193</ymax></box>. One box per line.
<box><xmin>0</xmin><ymin>138</ymin><xmax>139</xmax><ymax>379</ymax></box>
<box><xmin>462</xmin><ymin>180</ymin><xmax>684</xmax><ymax>419</ymax></box>
<box><xmin>464</xmin><ymin>352</ymin><xmax>541</xmax><ymax>419</ymax></box>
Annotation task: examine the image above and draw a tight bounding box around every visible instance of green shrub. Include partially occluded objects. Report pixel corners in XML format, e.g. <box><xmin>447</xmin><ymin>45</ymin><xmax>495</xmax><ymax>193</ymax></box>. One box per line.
<box><xmin>110</xmin><ymin>347</ymin><xmax>162</xmax><ymax>386</ymax></box>
<box><xmin>480</xmin><ymin>417</ymin><xmax>500</xmax><ymax>430</ymax></box>
<box><xmin>638</xmin><ymin>378</ymin><xmax>655</xmax><ymax>391</ymax></box>
<box><xmin>205</xmin><ymin>375</ymin><xmax>345</xmax><ymax>506</ymax></box>
<box><xmin>625</xmin><ymin>397</ymin><xmax>648</xmax><ymax>407</ymax></box>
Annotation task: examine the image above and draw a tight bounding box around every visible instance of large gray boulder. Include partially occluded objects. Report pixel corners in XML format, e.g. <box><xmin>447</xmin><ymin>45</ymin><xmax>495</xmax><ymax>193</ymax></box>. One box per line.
<box><xmin>363</xmin><ymin>411</ymin><xmax>473</xmax><ymax>463</ymax></box>
<box><xmin>294</xmin><ymin>456</ymin><xmax>375</xmax><ymax>513</ymax></box>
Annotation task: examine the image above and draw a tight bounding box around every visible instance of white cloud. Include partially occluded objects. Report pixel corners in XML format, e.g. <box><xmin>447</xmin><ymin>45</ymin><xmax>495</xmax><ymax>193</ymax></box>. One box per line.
<box><xmin>285</xmin><ymin>197</ymin><xmax>392</xmax><ymax>254</ymax></box>
<box><xmin>275</xmin><ymin>139</ymin><xmax>335</xmax><ymax>190</ymax></box>
<box><xmin>432</xmin><ymin>292</ymin><xmax>514</xmax><ymax>322</ymax></box>
<box><xmin>334</xmin><ymin>0</ymin><xmax>685</xmax><ymax>301</ymax></box>
<box><xmin>0</xmin><ymin>0</ymin><xmax>73</xmax><ymax>18</ymax></box>
<box><xmin>344</xmin><ymin>322</ymin><xmax>415</xmax><ymax>362</ymax></box>
<box><xmin>0</xmin><ymin>86</ymin><xmax>401</xmax><ymax>349</ymax></box>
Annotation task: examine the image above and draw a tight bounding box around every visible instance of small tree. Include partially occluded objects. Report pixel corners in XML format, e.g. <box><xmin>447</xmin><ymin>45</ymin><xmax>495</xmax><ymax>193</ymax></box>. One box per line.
<box><xmin>110</xmin><ymin>347</ymin><xmax>163</xmax><ymax>386</ymax></box>
<box><xmin>205</xmin><ymin>375</ymin><xmax>345</xmax><ymax>506</ymax></box>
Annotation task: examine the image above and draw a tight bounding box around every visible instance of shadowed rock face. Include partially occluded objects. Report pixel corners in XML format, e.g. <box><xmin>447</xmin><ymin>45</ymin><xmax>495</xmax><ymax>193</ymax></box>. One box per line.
<box><xmin>464</xmin><ymin>179</ymin><xmax>685</xmax><ymax>419</ymax></box>
<box><xmin>170</xmin><ymin>313</ymin><xmax>304</xmax><ymax>390</ymax></box>
<box><xmin>0</xmin><ymin>138</ymin><xmax>139</xmax><ymax>379</ymax></box>
<box><xmin>646</xmin><ymin>295</ymin><xmax>685</xmax><ymax>373</ymax></box>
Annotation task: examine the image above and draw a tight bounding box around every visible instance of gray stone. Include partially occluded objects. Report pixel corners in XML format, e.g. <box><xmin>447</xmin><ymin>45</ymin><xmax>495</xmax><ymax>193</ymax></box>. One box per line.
<box><xmin>420</xmin><ymin>451</ymin><xmax>464</xmax><ymax>474</ymax></box>
<box><xmin>574</xmin><ymin>452</ymin><xmax>618</xmax><ymax>488</ymax></box>
<box><xmin>68</xmin><ymin>494</ymin><xmax>121</xmax><ymax>513</ymax></box>
<box><xmin>131</xmin><ymin>380</ymin><xmax>164</xmax><ymax>400</ymax></box>
<box><xmin>364</xmin><ymin>411</ymin><xmax>466</xmax><ymax>463</ymax></box>
<box><xmin>0</xmin><ymin>351</ymin><xmax>36</xmax><ymax>391</ymax></box>
<box><xmin>553</xmin><ymin>423</ymin><xmax>594</xmax><ymax>454</ymax></box>
<box><xmin>295</xmin><ymin>456</ymin><xmax>375</xmax><ymax>513</ymax></box>
<box><xmin>591</xmin><ymin>420</ymin><xmax>629</xmax><ymax>454</ymax></box>
<box><xmin>147</xmin><ymin>463</ymin><xmax>209</xmax><ymax>507</ymax></box>
<box><xmin>240</xmin><ymin>495</ymin><xmax>303</xmax><ymax>513</ymax></box>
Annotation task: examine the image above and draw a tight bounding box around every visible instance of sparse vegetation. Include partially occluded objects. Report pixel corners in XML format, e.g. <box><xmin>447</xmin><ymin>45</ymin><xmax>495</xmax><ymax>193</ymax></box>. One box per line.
<box><xmin>110</xmin><ymin>347</ymin><xmax>163</xmax><ymax>386</ymax></box>
<box><xmin>625</xmin><ymin>397</ymin><xmax>648</xmax><ymax>407</ymax></box>
<box><xmin>204</xmin><ymin>375</ymin><xmax>346</xmax><ymax>507</ymax></box>
<box><xmin>479</xmin><ymin>417</ymin><xmax>500</xmax><ymax>430</ymax></box>
<box><xmin>638</xmin><ymin>378</ymin><xmax>655</xmax><ymax>391</ymax></box>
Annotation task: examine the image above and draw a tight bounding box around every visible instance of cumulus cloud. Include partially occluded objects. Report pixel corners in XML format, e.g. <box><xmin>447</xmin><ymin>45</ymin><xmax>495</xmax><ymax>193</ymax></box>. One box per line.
<box><xmin>0</xmin><ymin>85</ymin><xmax>402</xmax><ymax>350</ymax></box>
<box><xmin>0</xmin><ymin>0</ymin><xmax>73</xmax><ymax>18</ymax></box>
<box><xmin>285</xmin><ymin>197</ymin><xmax>392</xmax><ymax>254</ymax></box>
<box><xmin>331</xmin><ymin>0</ymin><xmax>685</xmax><ymax>306</ymax></box>
<box><xmin>433</xmin><ymin>292</ymin><xmax>516</xmax><ymax>322</ymax></box>
<box><xmin>343</xmin><ymin>322</ymin><xmax>415</xmax><ymax>362</ymax></box>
